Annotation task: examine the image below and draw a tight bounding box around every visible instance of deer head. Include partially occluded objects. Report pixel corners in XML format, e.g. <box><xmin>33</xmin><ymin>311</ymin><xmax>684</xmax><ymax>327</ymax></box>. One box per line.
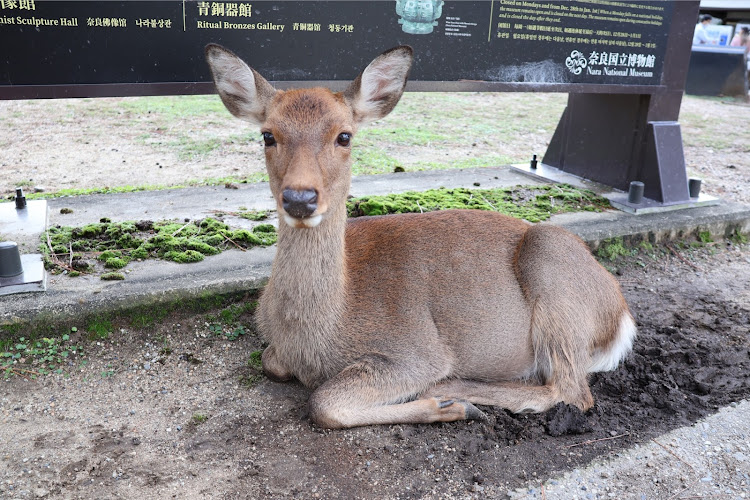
<box><xmin>205</xmin><ymin>44</ymin><xmax>413</xmax><ymax>229</ymax></box>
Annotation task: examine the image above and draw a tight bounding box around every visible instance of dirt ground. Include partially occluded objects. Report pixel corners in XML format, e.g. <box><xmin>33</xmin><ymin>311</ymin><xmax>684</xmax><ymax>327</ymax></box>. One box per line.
<box><xmin>1</xmin><ymin>239</ymin><xmax>748</xmax><ymax>499</ymax></box>
<box><xmin>1</xmin><ymin>91</ymin><xmax>749</xmax><ymax>498</ymax></box>
<box><xmin>1</xmin><ymin>93</ymin><xmax>749</xmax><ymax>205</ymax></box>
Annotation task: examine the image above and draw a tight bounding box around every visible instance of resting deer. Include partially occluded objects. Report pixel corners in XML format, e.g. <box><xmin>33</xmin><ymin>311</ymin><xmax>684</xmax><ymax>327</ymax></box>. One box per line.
<box><xmin>205</xmin><ymin>44</ymin><xmax>636</xmax><ymax>429</ymax></box>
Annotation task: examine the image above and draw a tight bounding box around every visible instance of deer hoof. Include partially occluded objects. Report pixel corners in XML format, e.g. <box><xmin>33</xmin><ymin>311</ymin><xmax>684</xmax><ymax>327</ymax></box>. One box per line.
<box><xmin>459</xmin><ymin>401</ymin><xmax>488</xmax><ymax>422</ymax></box>
<box><xmin>433</xmin><ymin>398</ymin><xmax>487</xmax><ymax>422</ymax></box>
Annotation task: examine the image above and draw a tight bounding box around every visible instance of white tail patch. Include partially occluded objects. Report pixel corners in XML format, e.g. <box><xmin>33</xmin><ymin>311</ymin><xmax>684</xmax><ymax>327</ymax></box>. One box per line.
<box><xmin>588</xmin><ymin>313</ymin><xmax>636</xmax><ymax>373</ymax></box>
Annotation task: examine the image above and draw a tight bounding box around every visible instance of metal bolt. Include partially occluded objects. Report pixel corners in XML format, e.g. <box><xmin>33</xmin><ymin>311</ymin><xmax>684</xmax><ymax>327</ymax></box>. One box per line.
<box><xmin>15</xmin><ymin>188</ymin><xmax>26</xmax><ymax>210</ymax></box>
<box><xmin>627</xmin><ymin>181</ymin><xmax>645</xmax><ymax>204</ymax></box>
<box><xmin>530</xmin><ymin>154</ymin><xmax>538</xmax><ymax>170</ymax></box>
<box><xmin>688</xmin><ymin>178</ymin><xmax>702</xmax><ymax>198</ymax></box>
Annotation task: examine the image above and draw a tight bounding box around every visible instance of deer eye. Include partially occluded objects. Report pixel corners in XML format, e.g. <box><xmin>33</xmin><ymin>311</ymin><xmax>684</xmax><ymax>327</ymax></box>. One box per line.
<box><xmin>262</xmin><ymin>132</ymin><xmax>276</xmax><ymax>147</ymax></box>
<box><xmin>336</xmin><ymin>133</ymin><xmax>351</xmax><ymax>147</ymax></box>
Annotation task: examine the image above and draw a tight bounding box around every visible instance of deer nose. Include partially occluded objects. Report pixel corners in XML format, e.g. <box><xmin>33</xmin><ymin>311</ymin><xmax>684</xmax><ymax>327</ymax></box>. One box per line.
<box><xmin>282</xmin><ymin>188</ymin><xmax>318</xmax><ymax>218</ymax></box>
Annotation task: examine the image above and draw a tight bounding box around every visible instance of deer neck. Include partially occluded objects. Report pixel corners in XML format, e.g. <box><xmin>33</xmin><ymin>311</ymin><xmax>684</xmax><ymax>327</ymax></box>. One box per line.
<box><xmin>274</xmin><ymin>203</ymin><xmax>348</xmax><ymax>290</ymax></box>
<box><xmin>263</xmin><ymin>204</ymin><xmax>350</xmax><ymax>385</ymax></box>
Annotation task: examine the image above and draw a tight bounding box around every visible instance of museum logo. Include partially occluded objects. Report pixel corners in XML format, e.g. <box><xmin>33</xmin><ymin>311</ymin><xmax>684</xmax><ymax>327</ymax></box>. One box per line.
<box><xmin>565</xmin><ymin>49</ymin><xmax>656</xmax><ymax>78</ymax></box>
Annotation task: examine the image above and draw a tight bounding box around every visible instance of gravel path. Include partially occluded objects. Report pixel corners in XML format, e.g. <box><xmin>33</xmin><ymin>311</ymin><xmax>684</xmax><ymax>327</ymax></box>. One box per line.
<box><xmin>510</xmin><ymin>400</ymin><xmax>750</xmax><ymax>499</ymax></box>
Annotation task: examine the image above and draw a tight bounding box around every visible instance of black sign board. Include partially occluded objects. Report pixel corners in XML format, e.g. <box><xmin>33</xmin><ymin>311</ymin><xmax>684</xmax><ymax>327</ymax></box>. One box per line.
<box><xmin>1</xmin><ymin>0</ymin><xmax>675</xmax><ymax>98</ymax></box>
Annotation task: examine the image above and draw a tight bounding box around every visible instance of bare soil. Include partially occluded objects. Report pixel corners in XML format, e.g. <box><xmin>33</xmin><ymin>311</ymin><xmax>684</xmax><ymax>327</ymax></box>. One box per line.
<box><xmin>1</xmin><ymin>92</ymin><xmax>749</xmax><ymax>498</ymax></box>
<box><xmin>1</xmin><ymin>241</ymin><xmax>748</xmax><ymax>499</ymax></box>
<box><xmin>2</xmin><ymin>93</ymin><xmax>749</xmax><ymax>205</ymax></box>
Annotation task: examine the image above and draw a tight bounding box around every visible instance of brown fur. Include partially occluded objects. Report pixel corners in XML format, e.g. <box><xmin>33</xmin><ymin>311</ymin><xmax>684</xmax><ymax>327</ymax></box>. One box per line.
<box><xmin>205</xmin><ymin>44</ymin><xmax>635</xmax><ymax>428</ymax></box>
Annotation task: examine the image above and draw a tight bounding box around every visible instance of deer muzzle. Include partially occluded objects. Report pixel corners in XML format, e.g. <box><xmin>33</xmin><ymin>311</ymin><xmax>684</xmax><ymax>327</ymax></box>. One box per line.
<box><xmin>282</xmin><ymin>188</ymin><xmax>319</xmax><ymax>219</ymax></box>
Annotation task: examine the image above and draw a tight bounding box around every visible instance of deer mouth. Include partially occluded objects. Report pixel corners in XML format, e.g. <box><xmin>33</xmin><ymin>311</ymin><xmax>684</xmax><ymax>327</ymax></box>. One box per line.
<box><xmin>282</xmin><ymin>213</ymin><xmax>323</xmax><ymax>229</ymax></box>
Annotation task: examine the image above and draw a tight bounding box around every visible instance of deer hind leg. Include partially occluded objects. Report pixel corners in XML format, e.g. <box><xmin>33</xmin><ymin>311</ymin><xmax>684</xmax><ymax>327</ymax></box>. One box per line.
<box><xmin>527</xmin><ymin>299</ymin><xmax>597</xmax><ymax>411</ymax></box>
<box><xmin>308</xmin><ymin>354</ymin><xmax>485</xmax><ymax>429</ymax></box>
<box><xmin>421</xmin><ymin>300</ymin><xmax>595</xmax><ymax>413</ymax></box>
<box><xmin>420</xmin><ymin>379</ymin><xmax>566</xmax><ymax>414</ymax></box>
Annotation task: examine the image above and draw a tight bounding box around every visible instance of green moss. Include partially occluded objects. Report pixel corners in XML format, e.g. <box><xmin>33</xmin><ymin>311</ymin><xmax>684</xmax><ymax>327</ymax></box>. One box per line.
<box><xmin>596</xmin><ymin>237</ymin><xmax>633</xmax><ymax>261</ymax></box>
<box><xmin>130</xmin><ymin>246</ymin><xmax>149</xmax><ymax>260</ymax></box>
<box><xmin>231</xmin><ymin>229</ymin><xmax>262</xmax><ymax>245</ymax></box>
<box><xmin>41</xmin><ymin>215</ymin><xmax>278</xmax><ymax>277</ymax></box>
<box><xmin>198</xmin><ymin>218</ymin><xmax>230</xmax><ymax>234</ymax></box>
<box><xmin>346</xmin><ymin>185</ymin><xmax>609</xmax><ymax>223</ymax></box>
<box><xmin>101</xmin><ymin>272</ymin><xmax>125</xmax><ymax>281</ymax></box>
<box><xmin>105</xmin><ymin>257</ymin><xmax>128</xmax><ymax>269</ymax></box>
<box><xmin>238</xmin><ymin>209</ymin><xmax>269</xmax><ymax>221</ymax></box>
<box><xmin>75</xmin><ymin>223</ymin><xmax>105</xmax><ymax>238</ymax></box>
<box><xmin>98</xmin><ymin>250</ymin><xmax>121</xmax><ymax>262</ymax></box>
<box><xmin>186</xmin><ymin>239</ymin><xmax>220</xmax><ymax>255</ymax></box>
<box><xmin>164</xmin><ymin>250</ymin><xmax>204</xmax><ymax>263</ymax></box>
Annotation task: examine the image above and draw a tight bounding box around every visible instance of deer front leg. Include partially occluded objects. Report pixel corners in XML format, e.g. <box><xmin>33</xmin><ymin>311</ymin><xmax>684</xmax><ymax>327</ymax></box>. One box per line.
<box><xmin>261</xmin><ymin>345</ymin><xmax>293</xmax><ymax>382</ymax></box>
<box><xmin>307</xmin><ymin>354</ymin><xmax>486</xmax><ymax>429</ymax></box>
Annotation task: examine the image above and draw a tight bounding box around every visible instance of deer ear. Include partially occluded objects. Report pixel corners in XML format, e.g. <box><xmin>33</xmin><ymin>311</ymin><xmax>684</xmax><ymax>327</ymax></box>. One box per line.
<box><xmin>205</xmin><ymin>44</ymin><xmax>277</xmax><ymax>124</ymax></box>
<box><xmin>343</xmin><ymin>46</ymin><xmax>413</xmax><ymax>125</ymax></box>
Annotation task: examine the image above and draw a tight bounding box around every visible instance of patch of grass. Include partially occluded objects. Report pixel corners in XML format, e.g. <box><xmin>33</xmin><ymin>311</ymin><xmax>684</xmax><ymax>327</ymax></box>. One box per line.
<box><xmin>410</xmin><ymin>155</ymin><xmax>515</xmax><ymax>171</ymax></box>
<box><xmin>166</xmin><ymin>136</ymin><xmax>226</xmax><ymax>161</ymax></box>
<box><xmin>1</xmin><ymin>332</ymin><xmax>83</xmax><ymax>378</ymax></box>
<box><xmin>23</xmin><ymin>184</ymin><xmax>164</xmax><ymax>201</ymax></box>
<box><xmin>347</xmin><ymin>184</ymin><xmax>610</xmax><ymax>223</ymax></box>
<box><xmin>698</xmin><ymin>231</ymin><xmax>713</xmax><ymax>244</ymax></box>
<box><xmin>191</xmin><ymin>413</ymin><xmax>208</xmax><ymax>425</ymax></box>
<box><xmin>248</xmin><ymin>349</ymin><xmax>263</xmax><ymax>369</ymax></box>
<box><xmin>13</xmin><ymin>172</ymin><xmax>269</xmax><ymax>202</ymax></box>
<box><xmin>205</xmin><ymin>301</ymin><xmax>258</xmax><ymax>341</ymax></box>
<box><xmin>240</xmin><ymin>349</ymin><xmax>266</xmax><ymax>387</ymax></box>
<box><xmin>119</xmin><ymin>95</ymin><xmax>231</xmax><ymax>117</ymax></box>
<box><xmin>239</xmin><ymin>373</ymin><xmax>264</xmax><ymax>387</ymax></box>
<box><xmin>352</xmin><ymin>148</ymin><xmax>403</xmax><ymax>175</ymax></box>
<box><xmin>101</xmin><ymin>363</ymin><xmax>115</xmax><ymax>378</ymax></box>
<box><xmin>596</xmin><ymin>237</ymin><xmax>635</xmax><ymax>261</ymax></box>
<box><xmin>130</xmin><ymin>306</ymin><xmax>172</xmax><ymax>329</ymax></box>
<box><xmin>86</xmin><ymin>319</ymin><xmax>113</xmax><ymax>341</ymax></box>
<box><xmin>358</xmin><ymin>127</ymin><xmax>450</xmax><ymax>146</ymax></box>
<box><xmin>730</xmin><ymin>229</ymin><xmax>748</xmax><ymax>245</ymax></box>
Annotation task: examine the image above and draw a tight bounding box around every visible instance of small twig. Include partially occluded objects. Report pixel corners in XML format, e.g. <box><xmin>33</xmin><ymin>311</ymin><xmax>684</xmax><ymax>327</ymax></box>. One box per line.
<box><xmin>224</xmin><ymin>236</ymin><xmax>246</xmax><ymax>252</ymax></box>
<box><xmin>666</xmin><ymin>479</ymin><xmax>700</xmax><ymax>500</ymax></box>
<box><xmin>171</xmin><ymin>222</ymin><xmax>191</xmax><ymax>237</ymax></box>
<box><xmin>10</xmin><ymin>367</ymin><xmax>42</xmax><ymax>377</ymax></box>
<box><xmin>69</xmin><ymin>242</ymin><xmax>73</xmax><ymax>267</ymax></box>
<box><xmin>541</xmin><ymin>484</ymin><xmax>547</xmax><ymax>500</ymax></box>
<box><xmin>416</xmin><ymin>200</ymin><xmax>424</xmax><ymax>213</ymax></box>
<box><xmin>45</xmin><ymin>229</ymin><xmax>54</xmax><ymax>254</ymax></box>
<box><xmin>479</xmin><ymin>195</ymin><xmax>496</xmax><ymax>210</ymax></box>
<box><xmin>665</xmin><ymin>244</ymin><xmax>703</xmax><ymax>271</ymax></box>
<box><xmin>652</xmin><ymin>438</ymin><xmax>695</xmax><ymax>471</ymax></box>
<box><xmin>45</xmin><ymin>230</ymin><xmax>78</xmax><ymax>273</ymax></box>
<box><xmin>566</xmin><ymin>432</ymin><xmax>629</xmax><ymax>449</ymax></box>
<box><xmin>653</xmin><ymin>438</ymin><xmax>702</xmax><ymax>500</ymax></box>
